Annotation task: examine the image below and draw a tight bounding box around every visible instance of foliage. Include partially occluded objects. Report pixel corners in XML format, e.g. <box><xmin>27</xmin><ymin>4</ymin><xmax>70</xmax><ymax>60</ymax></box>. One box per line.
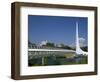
<box><xmin>45</xmin><ymin>42</ymin><xmax>55</xmax><ymax>47</ymax></box>
<box><xmin>81</xmin><ymin>46</ymin><xmax>88</xmax><ymax>51</ymax></box>
<box><xmin>59</xmin><ymin>43</ymin><xmax>73</xmax><ymax>50</ymax></box>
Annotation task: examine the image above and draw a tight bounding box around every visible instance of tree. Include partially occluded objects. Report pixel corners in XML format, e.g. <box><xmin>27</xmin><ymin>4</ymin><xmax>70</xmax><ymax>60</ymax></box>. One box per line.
<box><xmin>61</xmin><ymin>45</ymin><xmax>73</xmax><ymax>50</ymax></box>
<box><xmin>46</xmin><ymin>42</ymin><xmax>55</xmax><ymax>47</ymax></box>
<box><xmin>28</xmin><ymin>40</ymin><xmax>36</xmax><ymax>48</ymax></box>
<box><xmin>81</xmin><ymin>46</ymin><xmax>88</xmax><ymax>52</ymax></box>
<box><xmin>58</xmin><ymin>43</ymin><xmax>73</xmax><ymax>50</ymax></box>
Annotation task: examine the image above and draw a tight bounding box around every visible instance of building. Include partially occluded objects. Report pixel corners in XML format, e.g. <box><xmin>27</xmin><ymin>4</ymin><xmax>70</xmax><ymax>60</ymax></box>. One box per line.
<box><xmin>39</xmin><ymin>40</ymin><xmax>48</xmax><ymax>47</ymax></box>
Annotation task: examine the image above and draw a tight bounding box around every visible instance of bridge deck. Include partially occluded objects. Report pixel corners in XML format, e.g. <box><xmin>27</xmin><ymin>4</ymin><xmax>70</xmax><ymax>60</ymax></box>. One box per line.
<box><xmin>28</xmin><ymin>49</ymin><xmax>75</xmax><ymax>52</ymax></box>
<box><xmin>28</xmin><ymin>49</ymin><xmax>76</xmax><ymax>59</ymax></box>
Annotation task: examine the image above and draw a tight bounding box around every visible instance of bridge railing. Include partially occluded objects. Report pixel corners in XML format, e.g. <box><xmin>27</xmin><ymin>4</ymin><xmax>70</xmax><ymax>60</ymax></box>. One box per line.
<box><xmin>28</xmin><ymin>50</ymin><xmax>75</xmax><ymax>59</ymax></box>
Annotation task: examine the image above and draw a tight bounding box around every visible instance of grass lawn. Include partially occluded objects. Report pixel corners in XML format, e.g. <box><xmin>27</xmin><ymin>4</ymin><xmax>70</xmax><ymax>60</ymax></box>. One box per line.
<box><xmin>28</xmin><ymin>53</ymin><xmax>88</xmax><ymax>66</ymax></box>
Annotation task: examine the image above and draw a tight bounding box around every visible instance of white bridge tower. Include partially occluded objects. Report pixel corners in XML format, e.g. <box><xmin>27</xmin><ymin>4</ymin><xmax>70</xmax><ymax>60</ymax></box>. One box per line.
<box><xmin>75</xmin><ymin>22</ymin><xmax>88</xmax><ymax>55</ymax></box>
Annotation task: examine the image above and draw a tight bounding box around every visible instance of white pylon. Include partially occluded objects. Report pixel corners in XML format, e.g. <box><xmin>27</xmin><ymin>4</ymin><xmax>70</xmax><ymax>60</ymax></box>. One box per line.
<box><xmin>76</xmin><ymin>22</ymin><xmax>88</xmax><ymax>55</ymax></box>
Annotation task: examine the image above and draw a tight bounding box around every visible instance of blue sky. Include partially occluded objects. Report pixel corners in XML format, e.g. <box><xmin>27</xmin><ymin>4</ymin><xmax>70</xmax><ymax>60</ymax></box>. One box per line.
<box><xmin>28</xmin><ymin>15</ymin><xmax>88</xmax><ymax>46</ymax></box>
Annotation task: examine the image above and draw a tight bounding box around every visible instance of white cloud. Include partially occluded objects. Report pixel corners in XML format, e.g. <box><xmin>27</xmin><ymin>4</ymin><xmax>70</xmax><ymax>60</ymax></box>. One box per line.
<box><xmin>70</xmin><ymin>37</ymin><xmax>87</xmax><ymax>48</ymax></box>
<box><xmin>79</xmin><ymin>37</ymin><xmax>85</xmax><ymax>42</ymax></box>
<box><xmin>79</xmin><ymin>37</ymin><xmax>86</xmax><ymax>47</ymax></box>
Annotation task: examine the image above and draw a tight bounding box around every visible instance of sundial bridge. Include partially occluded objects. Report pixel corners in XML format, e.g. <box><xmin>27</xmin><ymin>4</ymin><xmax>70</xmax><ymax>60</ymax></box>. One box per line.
<box><xmin>28</xmin><ymin>22</ymin><xmax>88</xmax><ymax>62</ymax></box>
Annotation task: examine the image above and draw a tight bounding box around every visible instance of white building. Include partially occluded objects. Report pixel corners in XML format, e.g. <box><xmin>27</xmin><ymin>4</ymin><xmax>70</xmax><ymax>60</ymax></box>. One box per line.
<box><xmin>39</xmin><ymin>40</ymin><xmax>48</xmax><ymax>46</ymax></box>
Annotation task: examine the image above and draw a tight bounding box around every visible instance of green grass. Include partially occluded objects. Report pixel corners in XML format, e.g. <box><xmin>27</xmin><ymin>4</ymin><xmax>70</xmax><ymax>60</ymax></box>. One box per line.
<box><xmin>28</xmin><ymin>54</ymin><xmax>88</xmax><ymax>66</ymax></box>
